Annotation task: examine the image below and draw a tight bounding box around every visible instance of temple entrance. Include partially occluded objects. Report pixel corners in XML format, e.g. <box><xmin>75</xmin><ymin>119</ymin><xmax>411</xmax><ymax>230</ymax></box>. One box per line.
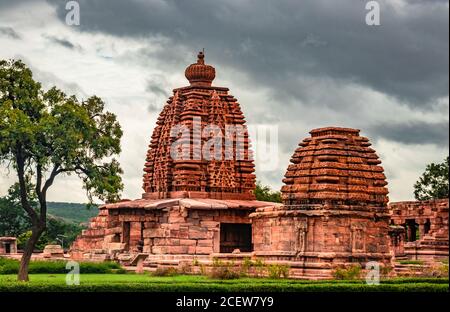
<box><xmin>220</xmin><ymin>223</ymin><xmax>252</xmax><ymax>253</ymax></box>
<box><xmin>424</xmin><ymin>219</ymin><xmax>431</xmax><ymax>234</ymax></box>
<box><xmin>123</xmin><ymin>222</ymin><xmax>131</xmax><ymax>251</ymax></box>
<box><xmin>122</xmin><ymin>221</ymin><xmax>144</xmax><ymax>252</ymax></box>
<box><xmin>405</xmin><ymin>219</ymin><xmax>418</xmax><ymax>242</ymax></box>
<box><xmin>4</xmin><ymin>243</ymin><xmax>10</xmax><ymax>254</ymax></box>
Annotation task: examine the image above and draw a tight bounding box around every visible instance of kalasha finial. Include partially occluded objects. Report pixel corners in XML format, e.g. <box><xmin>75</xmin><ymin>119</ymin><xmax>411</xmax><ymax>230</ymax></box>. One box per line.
<box><xmin>197</xmin><ymin>50</ymin><xmax>205</xmax><ymax>64</ymax></box>
<box><xmin>185</xmin><ymin>50</ymin><xmax>215</xmax><ymax>86</ymax></box>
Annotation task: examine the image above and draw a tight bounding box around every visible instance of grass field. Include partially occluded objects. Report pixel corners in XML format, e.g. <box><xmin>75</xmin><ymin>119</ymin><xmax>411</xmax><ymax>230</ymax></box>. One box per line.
<box><xmin>0</xmin><ymin>274</ymin><xmax>448</xmax><ymax>292</ymax></box>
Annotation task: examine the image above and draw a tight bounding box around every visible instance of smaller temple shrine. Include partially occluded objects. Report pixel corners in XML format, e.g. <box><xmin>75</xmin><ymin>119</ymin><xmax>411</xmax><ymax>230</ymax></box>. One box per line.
<box><xmin>0</xmin><ymin>237</ymin><xmax>17</xmax><ymax>255</ymax></box>
<box><xmin>250</xmin><ymin>127</ymin><xmax>392</xmax><ymax>278</ymax></box>
<box><xmin>389</xmin><ymin>199</ymin><xmax>448</xmax><ymax>261</ymax></box>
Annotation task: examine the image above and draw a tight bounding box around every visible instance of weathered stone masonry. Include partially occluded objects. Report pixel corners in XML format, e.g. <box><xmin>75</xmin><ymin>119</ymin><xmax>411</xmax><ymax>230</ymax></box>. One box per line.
<box><xmin>71</xmin><ymin>52</ymin><xmax>448</xmax><ymax>278</ymax></box>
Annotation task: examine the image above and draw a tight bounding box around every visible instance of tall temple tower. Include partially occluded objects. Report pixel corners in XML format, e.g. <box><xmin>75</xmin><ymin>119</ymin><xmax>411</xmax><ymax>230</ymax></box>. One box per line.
<box><xmin>71</xmin><ymin>52</ymin><xmax>272</xmax><ymax>261</ymax></box>
<box><xmin>142</xmin><ymin>52</ymin><xmax>255</xmax><ymax>200</ymax></box>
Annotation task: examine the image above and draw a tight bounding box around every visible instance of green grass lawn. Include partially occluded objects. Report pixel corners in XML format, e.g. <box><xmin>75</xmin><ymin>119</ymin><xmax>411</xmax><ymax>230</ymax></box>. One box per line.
<box><xmin>0</xmin><ymin>274</ymin><xmax>448</xmax><ymax>292</ymax></box>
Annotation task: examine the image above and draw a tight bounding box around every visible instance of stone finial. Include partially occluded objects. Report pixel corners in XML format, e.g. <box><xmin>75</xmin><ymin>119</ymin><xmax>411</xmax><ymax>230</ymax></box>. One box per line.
<box><xmin>185</xmin><ymin>51</ymin><xmax>216</xmax><ymax>86</ymax></box>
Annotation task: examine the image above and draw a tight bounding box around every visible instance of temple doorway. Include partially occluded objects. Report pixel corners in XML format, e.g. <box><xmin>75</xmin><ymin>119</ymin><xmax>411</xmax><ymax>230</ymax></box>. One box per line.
<box><xmin>424</xmin><ymin>219</ymin><xmax>431</xmax><ymax>234</ymax></box>
<box><xmin>123</xmin><ymin>222</ymin><xmax>131</xmax><ymax>251</ymax></box>
<box><xmin>405</xmin><ymin>219</ymin><xmax>418</xmax><ymax>242</ymax></box>
<box><xmin>220</xmin><ymin>223</ymin><xmax>252</xmax><ymax>253</ymax></box>
<box><xmin>4</xmin><ymin>243</ymin><xmax>10</xmax><ymax>254</ymax></box>
<box><xmin>122</xmin><ymin>221</ymin><xmax>145</xmax><ymax>252</ymax></box>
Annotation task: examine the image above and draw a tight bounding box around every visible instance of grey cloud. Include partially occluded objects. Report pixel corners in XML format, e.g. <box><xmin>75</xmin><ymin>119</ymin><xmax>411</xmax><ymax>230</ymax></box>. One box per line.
<box><xmin>43</xmin><ymin>34</ymin><xmax>83</xmax><ymax>51</ymax></box>
<box><xmin>144</xmin><ymin>75</ymin><xmax>171</xmax><ymax>113</ymax></box>
<box><xmin>146</xmin><ymin>81</ymin><xmax>169</xmax><ymax>98</ymax></box>
<box><xmin>0</xmin><ymin>26</ymin><xmax>21</xmax><ymax>39</ymax></box>
<box><xmin>46</xmin><ymin>0</ymin><xmax>448</xmax><ymax>109</ymax></box>
<box><xmin>17</xmin><ymin>55</ymin><xmax>87</xmax><ymax>97</ymax></box>
<box><xmin>367</xmin><ymin>120</ymin><xmax>449</xmax><ymax>146</ymax></box>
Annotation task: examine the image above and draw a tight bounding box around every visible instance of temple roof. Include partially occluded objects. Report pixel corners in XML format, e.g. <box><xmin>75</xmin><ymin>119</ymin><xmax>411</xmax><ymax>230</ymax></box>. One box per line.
<box><xmin>101</xmin><ymin>198</ymin><xmax>278</xmax><ymax>210</ymax></box>
<box><xmin>185</xmin><ymin>51</ymin><xmax>216</xmax><ymax>87</ymax></box>
<box><xmin>142</xmin><ymin>52</ymin><xmax>256</xmax><ymax>200</ymax></box>
<box><xmin>281</xmin><ymin>127</ymin><xmax>389</xmax><ymax>207</ymax></box>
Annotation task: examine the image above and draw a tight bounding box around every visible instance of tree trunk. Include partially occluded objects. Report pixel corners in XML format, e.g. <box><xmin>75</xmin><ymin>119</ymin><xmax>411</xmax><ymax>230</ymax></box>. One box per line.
<box><xmin>17</xmin><ymin>225</ymin><xmax>44</xmax><ymax>282</ymax></box>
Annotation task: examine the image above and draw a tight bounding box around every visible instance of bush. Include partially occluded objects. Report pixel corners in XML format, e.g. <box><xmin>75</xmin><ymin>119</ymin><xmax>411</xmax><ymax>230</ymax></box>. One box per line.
<box><xmin>253</xmin><ymin>259</ymin><xmax>266</xmax><ymax>277</ymax></box>
<box><xmin>209</xmin><ymin>266</ymin><xmax>240</xmax><ymax>280</ymax></box>
<box><xmin>398</xmin><ymin>260</ymin><xmax>424</xmax><ymax>265</ymax></box>
<box><xmin>380</xmin><ymin>265</ymin><xmax>393</xmax><ymax>278</ymax></box>
<box><xmin>239</xmin><ymin>258</ymin><xmax>253</xmax><ymax>277</ymax></box>
<box><xmin>333</xmin><ymin>264</ymin><xmax>362</xmax><ymax>280</ymax></box>
<box><xmin>0</xmin><ymin>279</ymin><xmax>447</xmax><ymax>292</ymax></box>
<box><xmin>178</xmin><ymin>262</ymin><xmax>192</xmax><ymax>274</ymax></box>
<box><xmin>423</xmin><ymin>263</ymin><xmax>449</xmax><ymax>278</ymax></box>
<box><xmin>0</xmin><ymin>257</ymin><xmax>124</xmax><ymax>274</ymax></box>
<box><xmin>152</xmin><ymin>267</ymin><xmax>178</xmax><ymax>277</ymax></box>
<box><xmin>209</xmin><ymin>258</ymin><xmax>240</xmax><ymax>280</ymax></box>
<box><xmin>268</xmin><ymin>264</ymin><xmax>290</xmax><ymax>279</ymax></box>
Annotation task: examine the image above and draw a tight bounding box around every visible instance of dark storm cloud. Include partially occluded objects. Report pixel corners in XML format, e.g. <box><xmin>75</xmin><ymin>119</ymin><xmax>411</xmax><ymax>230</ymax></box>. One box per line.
<box><xmin>0</xmin><ymin>26</ymin><xmax>21</xmax><ymax>39</ymax></box>
<box><xmin>368</xmin><ymin>120</ymin><xmax>449</xmax><ymax>146</ymax></box>
<box><xmin>46</xmin><ymin>0</ymin><xmax>448</xmax><ymax>109</ymax></box>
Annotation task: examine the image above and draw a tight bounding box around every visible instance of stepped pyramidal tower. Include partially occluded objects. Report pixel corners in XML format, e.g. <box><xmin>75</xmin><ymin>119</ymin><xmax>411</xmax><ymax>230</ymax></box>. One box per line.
<box><xmin>250</xmin><ymin>127</ymin><xmax>392</xmax><ymax>278</ymax></box>
<box><xmin>142</xmin><ymin>51</ymin><xmax>255</xmax><ymax>200</ymax></box>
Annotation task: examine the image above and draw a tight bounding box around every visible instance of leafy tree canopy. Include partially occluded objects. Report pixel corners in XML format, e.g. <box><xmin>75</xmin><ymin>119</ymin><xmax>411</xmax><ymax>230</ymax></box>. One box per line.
<box><xmin>414</xmin><ymin>156</ymin><xmax>449</xmax><ymax>201</ymax></box>
<box><xmin>0</xmin><ymin>59</ymin><xmax>123</xmax><ymax>280</ymax></box>
<box><xmin>255</xmin><ymin>181</ymin><xmax>282</xmax><ymax>203</ymax></box>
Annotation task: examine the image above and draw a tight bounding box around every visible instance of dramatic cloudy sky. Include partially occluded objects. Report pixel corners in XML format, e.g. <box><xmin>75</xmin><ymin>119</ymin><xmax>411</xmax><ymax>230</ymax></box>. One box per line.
<box><xmin>0</xmin><ymin>0</ymin><xmax>448</xmax><ymax>203</ymax></box>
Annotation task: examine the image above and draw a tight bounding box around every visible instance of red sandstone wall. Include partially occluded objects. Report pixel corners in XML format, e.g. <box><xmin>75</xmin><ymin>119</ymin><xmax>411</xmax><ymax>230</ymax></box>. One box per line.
<box><xmin>72</xmin><ymin>204</ymin><xmax>254</xmax><ymax>259</ymax></box>
<box><xmin>143</xmin><ymin>207</ymin><xmax>252</xmax><ymax>255</ymax></box>
<box><xmin>252</xmin><ymin>211</ymin><xmax>391</xmax><ymax>262</ymax></box>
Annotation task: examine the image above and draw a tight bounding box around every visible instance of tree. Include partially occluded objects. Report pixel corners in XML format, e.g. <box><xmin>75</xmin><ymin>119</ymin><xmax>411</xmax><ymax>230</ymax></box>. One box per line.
<box><xmin>0</xmin><ymin>59</ymin><xmax>123</xmax><ymax>281</ymax></box>
<box><xmin>0</xmin><ymin>197</ymin><xmax>29</xmax><ymax>237</ymax></box>
<box><xmin>0</xmin><ymin>181</ymin><xmax>35</xmax><ymax>237</ymax></box>
<box><xmin>254</xmin><ymin>181</ymin><xmax>282</xmax><ymax>203</ymax></box>
<box><xmin>2</xmin><ymin>182</ymin><xmax>84</xmax><ymax>250</ymax></box>
<box><xmin>414</xmin><ymin>157</ymin><xmax>449</xmax><ymax>201</ymax></box>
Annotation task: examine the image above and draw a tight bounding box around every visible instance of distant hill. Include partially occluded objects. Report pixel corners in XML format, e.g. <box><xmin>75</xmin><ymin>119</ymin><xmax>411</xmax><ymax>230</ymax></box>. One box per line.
<box><xmin>47</xmin><ymin>202</ymin><xmax>99</xmax><ymax>224</ymax></box>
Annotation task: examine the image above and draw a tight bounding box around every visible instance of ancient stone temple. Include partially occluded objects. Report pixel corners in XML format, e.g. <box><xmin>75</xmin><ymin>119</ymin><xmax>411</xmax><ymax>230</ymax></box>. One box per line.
<box><xmin>389</xmin><ymin>199</ymin><xmax>448</xmax><ymax>261</ymax></box>
<box><xmin>71</xmin><ymin>51</ymin><xmax>447</xmax><ymax>278</ymax></box>
<box><xmin>250</xmin><ymin>127</ymin><xmax>392</xmax><ymax>278</ymax></box>
<box><xmin>71</xmin><ymin>52</ymin><xmax>278</xmax><ymax>263</ymax></box>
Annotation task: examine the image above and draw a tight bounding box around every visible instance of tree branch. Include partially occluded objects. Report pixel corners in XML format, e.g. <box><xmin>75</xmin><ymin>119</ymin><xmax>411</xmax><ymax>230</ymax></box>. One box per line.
<box><xmin>39</xmin><ymin>164</ymin><xmax>61</xmax><ymax>224</ymax></box>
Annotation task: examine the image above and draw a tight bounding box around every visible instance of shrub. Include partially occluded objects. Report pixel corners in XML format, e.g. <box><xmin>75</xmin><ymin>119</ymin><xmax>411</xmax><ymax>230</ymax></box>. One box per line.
<box><xmin>267</xmin><ymin>264</ymin><xmax>290</xmax><ymax>279</ymax></box>
<box><xmin>0</xmin><ymin>258</ymin><xmax>124</xmax><ymax>274</ymax></box>
<box><xmin>380</xmin><ymin>265</ymin><xmax>393</xmax><ymax>278</ymax></box>
<box><xmin>333</xmin><ymin>264</ymin><xmax>362</xmax><ymax>280</ymax></box>
<box><xmin>178</xmin><ymin>262</ymin><xmax>192</xmax><ymax>274</ymax></box>
<box><xmin>253</xmin><ymin>259</ymin><xmax>266</xmax><ymax>277</ymax></box>
<box><xmin>199</xmin><ymin>264</ymin><xmax>206</xmax><ymax>276</ymax></box>
<box><xmin>152</xmin><ymin>267</ymin><xmax>178</xmax><ymax>277</ymax></box>
<box><xmin>239</xmin><ymin>258</ymin><xmax>253</xmax><ymax>277</ymax></box>
<box><xmin>398</xmin><ymin>260</ymin><xmax>424</xmax><ymax>265</ymax></box>
<box><xmin>0</xmin><ymin>278</ymin><xmax>447</xmax><ymax>292</ymax></box>
<box><xmin>209</xmin><ymin>266</ymin><xmax>240</xmax><ymax>280</ymax></box>
<box><xmin>209</xmin><ymin>258</ymin><xmax>240</xmax><ymax>280</ymax></box>
<box><xmin>423</xmin><ymin>263</ymin><xmax>449</xmax><ymax>278</ymax></box>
